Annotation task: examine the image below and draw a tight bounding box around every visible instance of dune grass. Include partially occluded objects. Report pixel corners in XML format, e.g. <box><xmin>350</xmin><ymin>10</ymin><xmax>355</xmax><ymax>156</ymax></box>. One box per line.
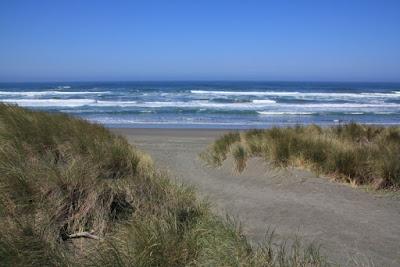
<box><xmin>0</xmin><ymin>104</ymin><xmax>331</xmax><ymax>266</ymax></box>
<box><xmin>201</xmin><ymin>124</ymin><xmax>400</xmax><ymax>190</ymax></box>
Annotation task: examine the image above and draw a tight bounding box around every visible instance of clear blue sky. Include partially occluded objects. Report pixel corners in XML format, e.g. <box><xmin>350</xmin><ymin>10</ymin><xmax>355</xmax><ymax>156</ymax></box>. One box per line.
<box><xmin>0</xmin><ymin>0</ymin><xmax>399</xmax><ymax>82</ymax></box>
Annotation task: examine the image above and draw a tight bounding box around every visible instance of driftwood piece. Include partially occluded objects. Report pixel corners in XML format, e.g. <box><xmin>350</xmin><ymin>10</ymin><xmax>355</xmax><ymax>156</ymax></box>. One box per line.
<box><xmin>67</xmin><ymin>231</ymin><xmax>101</xmax><ymax>240</ymax></box>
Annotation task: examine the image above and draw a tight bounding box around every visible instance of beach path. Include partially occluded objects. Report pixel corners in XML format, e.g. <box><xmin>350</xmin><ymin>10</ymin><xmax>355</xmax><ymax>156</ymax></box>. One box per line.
<box><xmin>113</xmin><ymin>128</ymin><xmax>400</xmax><ymax>267</ymax></box>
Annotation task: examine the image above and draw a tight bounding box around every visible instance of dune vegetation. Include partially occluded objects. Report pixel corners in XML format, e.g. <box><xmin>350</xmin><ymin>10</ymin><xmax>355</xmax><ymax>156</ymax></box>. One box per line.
<box><xmin>201</xmin><ymin>124</ymin><xmax>400</xmax><ymax>190</ymax></box>
<box><xmin>0</xmin><ymin>104</ymin><xmax>330</xmax><ymax>266</ymax></box>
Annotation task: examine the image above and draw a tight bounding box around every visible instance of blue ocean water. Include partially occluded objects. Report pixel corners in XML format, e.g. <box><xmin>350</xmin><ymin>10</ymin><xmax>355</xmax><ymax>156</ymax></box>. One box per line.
<box><xmin>1</xmin><ymin>81</ymin><xmax>400</xmax><ymax>128</ymax></box>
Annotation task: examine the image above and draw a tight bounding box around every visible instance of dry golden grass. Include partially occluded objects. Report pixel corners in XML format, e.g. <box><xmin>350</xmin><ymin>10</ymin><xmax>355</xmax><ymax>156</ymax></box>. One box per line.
<box><xmin>202</xmin><ymin>124</ymin><xmax>400</xmax><ymax>190</ymax></box>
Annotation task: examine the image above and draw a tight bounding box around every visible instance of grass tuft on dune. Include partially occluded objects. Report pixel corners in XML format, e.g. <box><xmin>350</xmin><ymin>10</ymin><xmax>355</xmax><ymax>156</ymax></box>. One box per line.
<box><xmin>0</xmin><ymin>104</ymin><xmax>330</xmax><ymax>266</ymax></box>
<box><xmin>201</xmin><ymin>124</ymin><xmax>400</xmax><ymax>190</ymax></box>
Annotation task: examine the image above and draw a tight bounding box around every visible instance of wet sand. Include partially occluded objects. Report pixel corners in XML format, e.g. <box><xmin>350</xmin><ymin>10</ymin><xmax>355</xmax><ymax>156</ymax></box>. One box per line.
<box><xmin>113</xmin><ymin>128</ymin><xmax>400</xmax><ymax>266</ymax></box>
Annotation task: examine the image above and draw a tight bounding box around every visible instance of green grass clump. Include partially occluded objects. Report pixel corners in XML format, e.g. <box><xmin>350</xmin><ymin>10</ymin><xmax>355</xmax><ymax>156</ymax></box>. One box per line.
<box><xmin>200</xmin><ymin>132</ymin><xmax>240</xmax><ymax>166</ymax></box>
<box><xmin>202</xmin><ymin>123</ymin><xmax>400</xmax><ymax>189</ymax></box>
<box><xmin>0</xmin><ymin>104</ymin><xmax>330</xmax><ymax>266</ymax></box>
<box><xmin>231</xmin><ymin>143</ymin><xmax>248</xmax><ymax>172</ymax></box>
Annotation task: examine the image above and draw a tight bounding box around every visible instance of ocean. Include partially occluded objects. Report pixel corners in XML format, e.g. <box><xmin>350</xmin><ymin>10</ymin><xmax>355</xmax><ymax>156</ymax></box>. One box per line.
<box><xmin>1</xmin><ymin>81</ymin><xmax>400</xmax><ymax>128</ymax></box>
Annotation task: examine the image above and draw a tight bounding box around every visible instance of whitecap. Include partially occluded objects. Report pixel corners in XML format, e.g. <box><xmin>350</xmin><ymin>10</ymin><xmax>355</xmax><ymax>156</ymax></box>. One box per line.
<box><xmin>344</xmin><ymin>112</ymin><xmax>365</xmax><ymax>115</ymax></box>
<box><xmin>252</xmin><ymin>99</ymin><xmax>277</xmax><ymax>104</ymax></box>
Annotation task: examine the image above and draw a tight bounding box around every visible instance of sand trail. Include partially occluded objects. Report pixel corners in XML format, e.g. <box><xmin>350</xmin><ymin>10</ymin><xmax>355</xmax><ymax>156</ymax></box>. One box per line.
<box><xmin>114</xmin><ymin>128</ymin><xmax>400</xmax><ymax>267</ymax></box>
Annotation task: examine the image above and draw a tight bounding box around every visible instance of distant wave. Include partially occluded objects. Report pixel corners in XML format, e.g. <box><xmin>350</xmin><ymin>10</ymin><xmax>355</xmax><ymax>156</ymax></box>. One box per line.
<box><xmin>191</xmin><ymin>90</ymin><xmax>400</xmax><ymax>98</ymax></box>
<box><xmin>1</xmin><ymin>99</ymin><xmax>96</xmax><ymax>107</ymax></box>
<box><xmin>95</xmin><ymin>100</ymin><xmax>277</xmax><ymax>109</ymax></box>
<box><xmin>191</xmin><ymin>90</ymin><xmax>284</xmax><ymax>96</ymax></box>
<box><xmin>0</xmin><ymin>90</ymin><xmax>109</xmax><ymax>97</ymax></box>
<box><xmin>257</xmin><ymin>111</ymin><xmax>315</xmax><ymax>115</ymax></box>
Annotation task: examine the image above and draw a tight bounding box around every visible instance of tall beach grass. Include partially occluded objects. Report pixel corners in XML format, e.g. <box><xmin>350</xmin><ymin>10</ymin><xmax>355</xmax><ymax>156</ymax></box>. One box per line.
<box><xmin>201</xmin><ymin>124</ymin><xmax>400</xmax><ymax>190</ymax></box>
<box><xmin>0</xmin><ymin>104</ymin><xmax>330</xmax><ymax>266</ymax></box>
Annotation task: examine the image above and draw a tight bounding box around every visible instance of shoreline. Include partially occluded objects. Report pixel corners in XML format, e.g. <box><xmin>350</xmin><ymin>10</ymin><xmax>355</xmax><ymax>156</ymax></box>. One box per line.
<box><xmin>112</xmin><ymin>127</ymin><xmax>232</xmax><ymax>138</ymax></box>
<box><xmin>105</xmin><ymin>121</ymin><xmax>400</xmax><ymax>131</ymax></box>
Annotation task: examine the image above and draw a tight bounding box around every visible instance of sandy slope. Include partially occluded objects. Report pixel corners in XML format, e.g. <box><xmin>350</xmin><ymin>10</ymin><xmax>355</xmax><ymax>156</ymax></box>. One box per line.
<box><xmin>113</xmin><ymin>128</ymin><xmax>400</xmax><ymax>267</ymax></box>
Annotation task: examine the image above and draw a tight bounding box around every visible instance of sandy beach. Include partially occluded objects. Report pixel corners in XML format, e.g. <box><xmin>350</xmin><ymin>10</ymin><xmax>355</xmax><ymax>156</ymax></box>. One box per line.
<box><xmin>113</xmin><ymin>128</ymin><xmax>400</xmax><ymax>267</ymax></box>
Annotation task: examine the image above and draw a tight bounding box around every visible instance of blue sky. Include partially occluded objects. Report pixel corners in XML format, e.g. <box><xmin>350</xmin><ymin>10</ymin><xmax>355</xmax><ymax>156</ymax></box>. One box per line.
<box><xmin>0</xmin><ymin>0</ymin><xmax>399</xmax><ymax>82</ymax></box>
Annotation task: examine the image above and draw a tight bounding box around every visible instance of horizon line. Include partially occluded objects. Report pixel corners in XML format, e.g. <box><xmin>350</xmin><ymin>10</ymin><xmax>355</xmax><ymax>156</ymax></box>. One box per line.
<box><xmin>1</xmin><ymin>79</ymin><xmax>400</xmax><ymax>84</ymax></box>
